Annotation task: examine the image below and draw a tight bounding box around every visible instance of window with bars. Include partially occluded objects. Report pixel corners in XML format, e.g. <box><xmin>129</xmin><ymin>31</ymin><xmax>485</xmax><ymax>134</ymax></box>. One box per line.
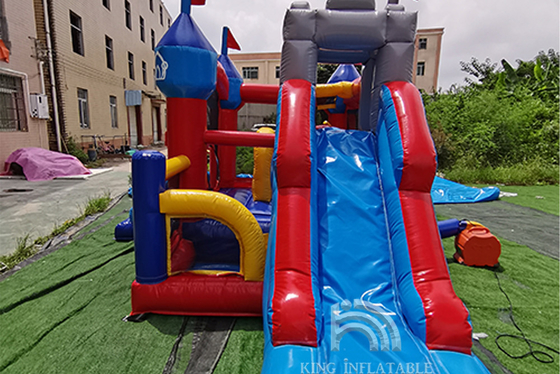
<box><xmin>70</xmin><ymin>11</ymin><xmax>84</xmax><ymax>55</ymax></box>
<box><xmin>125</xmin><ymin>0</ymin><xmax>131</xmax><ymax>30</ymax></box>
<box><xmin>242</xmin><ymin>66</ymin><xmax>258</xmax><ymax>80</ymax></box>
<box><xmin>128</xmin><ymin>52</ymin><xmax>135</xmax><ymax>80</ymax></box>
<box><xmin>416</xmin><ymin>61</ymin><xmax>425</xmax><ymax>76</ymax></box>
<box><xmin>110</xmin><ymin>96</ymin><xmax>118</xmax><ymax>128</ymax></box>
<box><xmin>418</xmin><ymin>38</ymin><xmax>427</xmax><ymax>50</ymax></box>
<box><xmin>105</xmin><ymin>35</ymin><xmax>114</xmax><ymax>70</ymax></box>
<box><xmin>275</xmin><ymin>66</ymin><xmax>280</xmax><ymax>79</ymax></box>
<box><xmin>159</xmin><ymin>5</ymin><xmax>163</xmax><ymax>25</ymax></box>
<box><xmin>151</xmin><ymin>29</ymin><xmax>155</xmax><ymax>51</ymax></box>
<box><xmin>78</xmin><ymin>88</ymin><xmax>90</xmax><ymax>129</ymax></box>
<box><xmin>0</xmin><ymin>74</ymin><xmax>27</xmax><ymax>132</ymax></box>
<box><xmin>140</xmin><ymin>16</ymin><xmax>145</xmax><ymax>42</ymax></box>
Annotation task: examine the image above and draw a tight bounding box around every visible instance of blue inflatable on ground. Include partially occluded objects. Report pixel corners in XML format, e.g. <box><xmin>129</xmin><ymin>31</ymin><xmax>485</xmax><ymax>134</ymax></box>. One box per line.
<box><xmin>431</xmin><ymin>176</ymin><xmax>500</xmax><ymax>204</ymax></box>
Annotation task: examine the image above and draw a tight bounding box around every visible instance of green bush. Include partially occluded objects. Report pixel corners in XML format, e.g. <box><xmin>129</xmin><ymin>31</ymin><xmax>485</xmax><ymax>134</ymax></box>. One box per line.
<box><xmin>444</xmin><ymin>159</ymin><xmax>559</xmax><ymax>186</ymax></box>
<box><xmin>423</xmin><ymin>50</ymin><xmax>559</xmax><ymax>184</ymax></box>
<box><xmin>424</xmin><ymin>87</ymin><xmax>559</xmax><ymax>170</ymax></box>
<box><xmin>236</xmin><ymin>147</ymin><xmax>254</xmax><ymax>175</ymax></box>
<box><xmin>82</xmin><ymin>192</ymin><xmax>112</xmax><ymax>216</ymax></box>
<box><xmin>65</xmin><ymin>136</ymin><xmax>89</xmax><ymax>164</ymax></box>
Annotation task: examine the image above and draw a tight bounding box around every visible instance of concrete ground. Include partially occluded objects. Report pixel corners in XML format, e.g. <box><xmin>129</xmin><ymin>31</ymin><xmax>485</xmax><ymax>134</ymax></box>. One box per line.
<box><xmin>0</xmin><ymin>160</ymin><xmax>131</xmax><ymax>256</ymax></box>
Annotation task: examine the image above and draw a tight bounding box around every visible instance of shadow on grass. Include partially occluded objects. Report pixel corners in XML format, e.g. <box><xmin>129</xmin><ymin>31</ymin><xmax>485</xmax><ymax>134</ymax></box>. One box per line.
<box><xmin>446</xmin><ymin>256</ymin><xmax>507</xmax><ymax>274</ymax></box>
<box><xmin>145</xmin><ymin>314</ymin><xmax>186</xmax><ymax>336</ymax></box>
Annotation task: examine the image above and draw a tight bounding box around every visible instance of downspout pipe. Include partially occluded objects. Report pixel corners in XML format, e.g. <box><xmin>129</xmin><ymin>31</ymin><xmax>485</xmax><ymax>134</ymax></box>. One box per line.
<box><xmin>38</xmin><ymin>61</ymin><xmax>45</xmax><ymax>95</ymax></box>
<box><xmin>42</xmin><ymin>0</ymin><xmax>62</xmax><ymax>152</ymax></box>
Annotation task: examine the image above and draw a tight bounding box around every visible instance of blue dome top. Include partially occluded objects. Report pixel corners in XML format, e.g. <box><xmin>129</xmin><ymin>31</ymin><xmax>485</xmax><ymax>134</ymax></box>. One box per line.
<box><xmin>218</xmin><ymin>54</ymin><xmax>242</xmax><ymax>80</ymax></box>
<box><xmin>327</xmin><ymin>64</ymin><xmax>360</xmax><ymax>84</ymax></box>
<box><xmin>157</xmin><ymin>13</ymin><xmax>215</xmax><ymax>52</ymax></box>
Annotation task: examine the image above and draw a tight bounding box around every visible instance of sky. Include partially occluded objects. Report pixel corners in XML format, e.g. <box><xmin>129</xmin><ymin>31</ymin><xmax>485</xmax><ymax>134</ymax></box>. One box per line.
<box><xmin>162</xmin><ymin>0</ymin><xmax>559</xmax><ymax>90</ymax></box>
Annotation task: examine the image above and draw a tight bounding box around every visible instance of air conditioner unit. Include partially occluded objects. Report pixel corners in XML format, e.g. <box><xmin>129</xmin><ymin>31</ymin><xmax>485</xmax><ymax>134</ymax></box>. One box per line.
<box><xmin>29</xmin><ymin>93</ymin><xmax>49</xmax><ymax>119</ymax></box>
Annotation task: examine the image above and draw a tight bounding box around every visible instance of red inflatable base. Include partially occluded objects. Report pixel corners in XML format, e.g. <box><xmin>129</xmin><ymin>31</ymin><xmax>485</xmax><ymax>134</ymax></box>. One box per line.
<box><xmin>130</xmin><ymin>273</ymin><xmax>263</xmax><ymax>317</ymax></box>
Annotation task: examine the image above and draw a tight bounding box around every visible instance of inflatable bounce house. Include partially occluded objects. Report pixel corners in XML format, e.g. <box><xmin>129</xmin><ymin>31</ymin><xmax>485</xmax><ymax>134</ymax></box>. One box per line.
<box><xmin>124</xmin><ymin>0</ymin><xmax>492</xmax><ymax>372</ymax></box>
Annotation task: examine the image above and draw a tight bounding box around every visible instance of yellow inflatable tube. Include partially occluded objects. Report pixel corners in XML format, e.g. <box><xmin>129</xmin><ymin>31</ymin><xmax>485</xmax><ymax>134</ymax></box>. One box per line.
<box><xmin>159</xmin><ymin>189</ymin><xmax>266</xmax><ymax>281</ymax></box>
<box><xmin>166</xmin><ymin>155</ymin><xmax>191</xmax><ymax>180</ymax></box>
<box><xmin>252</xmin><ymin>127</ymin><xmax>275</xmax><ymax>202</ymax></box>
<box><xmin>316</xmin><ymin>81</ymin><xmax>357</xmax><ymax>99</ymax></box>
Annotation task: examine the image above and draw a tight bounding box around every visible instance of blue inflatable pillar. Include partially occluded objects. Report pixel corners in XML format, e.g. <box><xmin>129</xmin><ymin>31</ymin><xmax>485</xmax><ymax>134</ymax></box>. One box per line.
<box><xmin>132</xmin><ymin>151</ymin><xmax>167</xmax><ymax>284</ymax></box>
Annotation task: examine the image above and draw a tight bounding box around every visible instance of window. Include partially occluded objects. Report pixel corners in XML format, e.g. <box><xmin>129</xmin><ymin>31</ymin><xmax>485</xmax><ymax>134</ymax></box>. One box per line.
<box><xmin>110</xmin><ymin>96</ymin><xmax>118</xmax><ymax>128</ymax></box>
<box><xmin>242</xmin><ymin>66</ymin><xmax>258</xmax><ymax>80</ymax></box>
<box><xmin>149</xmin><ymin>0</ymin><xmax>153</xmax><ymax>12</ymax></box>
<box><xmin>416</xmin><ymin>61</ymin><xmax>425</xmax><ymax>76</ymax></box>
<box><xmin>105</xmin><ymin>36</ymin><xmax>114</xmax><ymax>70</ymax></box>
<box><xmin>159</xmin><ymin>5</ymin><xmax>163</xmax><ymax>25</ymax></box>
<box><xmin>102</xmin><ymin>0</ymin><xmax>110</xmax><ymax>10</ymax></box>
<box><xmin>168</xmin><ymin>18</ymin><xmax>171</xmax><ymax>29</ymax></box>
<box><xmin>77</xmin><ymin>88</ymin><xmax>90</xmax><ymax>129</ymax></box>
<box><xmin>142</xmin><ymin>61</ymin><xmax>147</xmax><ymax>85</ymax></box>
<box><xmin>125</xmin><ymin>0</ymin><xmax>131</xmax><ymax>30</ymax></box>
<box><xmin>140</xmin><ymin>16</ymin><xmax>145</xmax><ymax>42</ymax></box>
<box><xmin>151</xmin><ymin>29</ymin><xmax>155</xmax><ymax>50</ymax></box>
<box><xmin>418</xmin><ymin>38</ymin><xmax>427</xmax><ymax>50</ymax></box>
<box><xmin>0</xmin><ymin>74</ymin><xmax>27</xmax><ymax>132</ymax></box>
<box><xmin>275</xmin><ymin>66</ymin><xmax>280</xmax><ymax>79</ymax></box>
<box><xmin>128</xmin><ymin>52</ymin><xmax>134</xmax><ymax>80</ymax></box>
<box><xmin>70</xmin><ymin>12</ymin><xmax>84</xmax><ymax>55</ymax></box>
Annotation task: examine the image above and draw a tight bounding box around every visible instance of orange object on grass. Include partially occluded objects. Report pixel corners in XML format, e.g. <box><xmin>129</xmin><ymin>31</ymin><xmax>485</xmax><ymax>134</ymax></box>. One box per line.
<box><xmin>454</xmin><ymin>222</ymin><xmax>501</xmax><ymax>267</ymax></box>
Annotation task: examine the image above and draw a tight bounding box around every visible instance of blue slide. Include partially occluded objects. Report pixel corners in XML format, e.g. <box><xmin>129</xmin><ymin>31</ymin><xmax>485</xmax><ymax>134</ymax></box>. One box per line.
<box><xmin>262</xmin><ymin>127</ymin><xmax>490</xmax><ymax>374</ymax></box>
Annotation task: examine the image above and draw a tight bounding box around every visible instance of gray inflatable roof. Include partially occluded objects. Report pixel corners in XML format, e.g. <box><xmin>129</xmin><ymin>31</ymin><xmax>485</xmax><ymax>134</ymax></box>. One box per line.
<box><xmin>279</xmin><ymin>0</ymin><xmax>417</xmax><ymax>130</ymax></box>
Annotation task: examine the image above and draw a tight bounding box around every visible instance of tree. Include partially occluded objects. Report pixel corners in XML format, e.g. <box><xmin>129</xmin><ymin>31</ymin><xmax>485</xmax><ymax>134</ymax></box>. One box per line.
<box><xmin>425</xmin><ymin>51</ymin><xmax>559</xmax><ymax>171</ymax></box>
<box><xmin>317</xmin><ymin>64</ymin><xmax>338</xmax><ymax>84</ymax></box>
<box><xmin>462</xmin><ymin>50</ymin><xmax>559</xmax><ymax>102</ymax></box>
<box><xmin>460</xmin><ymin>57</ymin><xmax>498</xmax><ymax>88</ymax></box>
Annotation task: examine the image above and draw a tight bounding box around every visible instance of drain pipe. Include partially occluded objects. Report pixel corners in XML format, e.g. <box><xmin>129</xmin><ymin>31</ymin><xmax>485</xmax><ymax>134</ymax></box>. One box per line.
<box><xmin>38</xmin><ymin>61</ymin><xmax>45</xmax><ymax>95</ymax></box>
<box><xmin>42</xmin><ymin>0</ymin><xmax>62</xmax><ymax>152</ymax></box>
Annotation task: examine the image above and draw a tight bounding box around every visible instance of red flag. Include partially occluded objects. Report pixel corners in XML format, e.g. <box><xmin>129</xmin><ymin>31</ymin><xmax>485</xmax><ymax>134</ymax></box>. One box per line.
<box><xmin>0</xmin><ymin>40</ymin><xmax>9</xmax><ymax>63</ymax></box>
<box><xmin>191</xmin><ymin>0</ymin><xmax>206</xmax><ymax>5</ymax></box>
<box><xmin>226</xmin><ymin>29</ymin><xmax>241</xmax><ymax>51</ymax></box>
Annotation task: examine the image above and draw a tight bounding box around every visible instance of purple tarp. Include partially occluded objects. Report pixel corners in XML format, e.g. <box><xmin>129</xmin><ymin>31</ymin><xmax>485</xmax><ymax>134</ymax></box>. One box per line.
<box><xmin>2</xmin><ymin>147</ymin><xmax>91</xmax><ymax>181</ymax></box>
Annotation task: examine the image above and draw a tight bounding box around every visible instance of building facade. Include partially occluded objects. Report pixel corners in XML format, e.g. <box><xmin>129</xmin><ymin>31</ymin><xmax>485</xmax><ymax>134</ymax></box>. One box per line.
<box><xmin>228</xmin><ymin>52</ymin><xmax>280</xmax><ymax>129</ymax></box>
<box><xmin>0</xmin><ymin>0</ymin><xmax>49</xmax><ymax>167</ymax></box>
<box><xmin>33</xmin><ymin>0</ymin><xmax>172</xmax><ymax>152</ymax></box>
<box><xmin>229</xmin><ymin>28</ymin><xmax>444</xmax><ymax>128</ymax></box>
<box><xmin>413</xmin><ymin>28</ymin><xmax>444</xmax><ymax>93</ymax></box>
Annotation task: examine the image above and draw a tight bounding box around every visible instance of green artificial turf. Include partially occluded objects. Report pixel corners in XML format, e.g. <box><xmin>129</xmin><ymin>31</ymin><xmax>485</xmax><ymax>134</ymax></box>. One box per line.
<box><xmin>0</xmin><ymin>199</ymin><xmax>184</xmax><ymax>374</ymax></box>
<box><xmin>499</xmin><ymin>185</ymin><xmax>559</xmax><ymax>216</ymax></box>
<box><xmin>213</xmin><ymin>318</ymin><xmax>263</xmax><ymax>374</ymax></box>
<box><xmin>474</xmin><ymin>184</ymin><xmax>559</xmax><ymax>216</ymax></box>
<box><xmin>442</xmin><ymin>236</ymin><xmax>560</xmax><ymax>374</ymax></box>
<box><xmin>2</xmin><ymin>194</ymin><xmax>557</xmax><ymax>374</ymax></box>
